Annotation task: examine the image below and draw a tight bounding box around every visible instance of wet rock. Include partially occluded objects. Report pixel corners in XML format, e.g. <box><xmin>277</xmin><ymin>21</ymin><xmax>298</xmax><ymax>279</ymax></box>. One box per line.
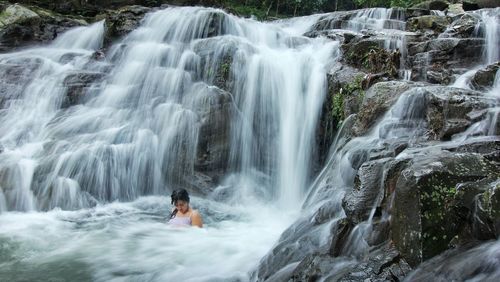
<box><xmin>308</xmin><ymin>10</ymin><xmax>357</xmax><ymax>32</ymax></box>
<box><xmin>424</xmin><ymin>86</ymin><xmax>494</xmax><ymax>140</ymax></box>
<box><xmin>192</xmin><ymin>36</ymin><xmax>251</xmax><ymax>93</ymax></box>
<box><xmin>426</xmin><ymin>69</ymin><xmax>453</xmax><ymax>84</ymax></box>
<box><xmin>254</xmin><ymin>217</ymin><xmax>318</xmax><ymax>281</ymax></box>
<box><xmin>343</xmin><ymin>158</ymin><xmax>391</xmax><ymax>224</ymax></box>
<box><xmin>406</xmin><ymin>8</ymin><xmax>431</xmax><ymax>19</ymax></box>
<box><xmin>0</xmin><ymin>58</ymin><xmax>42</xmax><ymax>107</ymax></box>
<box><xmin>0</xmin><ymin>3</ymin><xmax>86</xmax><ymax>52</ymax></box>
<box><xmin>391</xmin><ymin>149</ymin><xmax>500</xmax><ymax>267</ymax></box>
<box><xmin>336</xmin><ymin>244</ymin><xmax>412</xmax><ymax>282</ymax></box>
<box><xmin>189</xmin><ymin>84</ymin><xmax>233</xmax><ymax>183</ymax></box>
<box><xmin>475</xmin><ymin>0</ymin><xmax>500</xmax><ymax>8</ymax></box>
<box><xmin>353</xmin><ymin>81</ymin><xmax>425</xmax><ymax>136</ymax></box>
<box><xmin>412</xmin><ymin>0</ymin><xmax>450</xmax><ymax>11</ymax></box>
<box><xmin>405</xmin><ymin>240</ymin><xmax>500</xmax><ymax>281</ymax></box>
<box><xmin>409</xmin><ymin>38</ymin><xmax>485</xmax><ymax>83</ymax></box>
<box><xmin>62</xmin><ymin>71</ymin><xmax>106</xmax><ymax>108</ymax></box>
<box><xmin>97</xmin><ymin>5</ymin><xmax>151</xmax><ymax>46</ymax></box>
<box><xmin>440</xmin><ymin>14</ymin><xmax>479</xmax><ymax>38</ymax></box>
<box><xmin>471</xmin><ymin>62</ymin><xmax>500</xmax><ymax>91</ymax></box>
<box><xmin>407</xmin><ymin>15</ymin><xmax>450</xmax><ymax>33</ymax></box>
<box><xmin>342</xmin><ymin>37</ymin><xmax>386</xmax><ymax>70</ymax></box>
<box><xmin>446</xmin><ymin>136</ymin><xmax>500</xmax><ymax>162</ymax></box>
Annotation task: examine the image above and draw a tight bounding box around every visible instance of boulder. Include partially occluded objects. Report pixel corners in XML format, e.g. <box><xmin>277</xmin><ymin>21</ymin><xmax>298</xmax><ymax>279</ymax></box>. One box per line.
<box><xmin>62</xmin><ymin>71</ymin><xmax>106</xmax><ymax>108</ymax></box>
<box><xmin>336</xmin><ymin>244</ymin><xmax>412</xmax><ymax>282</ymax></box>
<box><xmin>407</xmin><ymin>15</ymin><xmax>450</xmax><ymax>33</ymax></box>
<box><xmin>353</xmin><ymin>81</ymin><xmax>425</xmax><ymax>136</ymax></box>
<box><xmin>391</xmin><ymin>149</ymin><xmax>500</xmax><ymax>267</ymax></box>
<box><xmin>308</xmin><ymin>10</ymin><xmax>357</xmax><ymax>32</ymax></box>
<box><xmin>405</xmin><ymin>240</ymin><xmax>500</xmax><ymax>281</ymax></box>
<box><xmin>471</xmin><ymin>62</ymin><xmax>500</xmax><ymax>91</ymax></box>
<box><xmin>409</xmin><ymin>38</ymin><xmax>485</xmax><ymax>82</ymax></box>
<box><xmin>423</xmin><ymin>86</ymin><xmax>494</xmax><ymax>140</ymax></box>
<box><xmin>412</xmin><ymin>0</ymin><xmax>450</xmax><ymax>11</ymax></box>
<box><xmin>461</xmin><ymin>0</ymin><xmax>499</xmax><ymax>10</ymax></box>
<box><xmin>0</xmin><ymin>3</ymin><xmax>40</xmax><ymax>28</ymax></box>
<box><xmin>406</xmin><ymin>8</ymin><xmax>431</xmax><ymax>19</ymax></box>
<box><xmin>97</xmin><ymin>5</ymin><xmax>151</xmax><ymax>46</ymax></box>
<box><xmin>343</xmin><ymin>158</ymin><xmax>391</xmax><ymax>224</ymax></box>
<box><xmin>0</xmin><ymin>3</ymin><xmax>86</xmax><ymax>52</ymax></box>
<box><xmin>189</xmin><ymin>84</ymin><xmax>233</xmax><ymax>184</ymax></box>
<box><xmin>439</xmin><ymin>14</ymin><xmax>479</xmax><ymax>38</ymax></box>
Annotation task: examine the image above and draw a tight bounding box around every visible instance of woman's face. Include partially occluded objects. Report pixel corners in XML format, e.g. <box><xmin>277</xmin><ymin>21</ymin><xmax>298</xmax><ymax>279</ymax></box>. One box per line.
<box><xmin>175</xmin><ymin>200</ymin><xmax>189</xmax><ymax>213</ymax></box>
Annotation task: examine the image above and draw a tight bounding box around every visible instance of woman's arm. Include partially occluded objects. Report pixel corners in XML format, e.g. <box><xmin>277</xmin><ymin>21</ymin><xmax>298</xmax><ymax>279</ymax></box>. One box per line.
<box><xmin>191</xmin><ymin>210</ymin><xmax>203</xmax><ymax>228</ymax></box>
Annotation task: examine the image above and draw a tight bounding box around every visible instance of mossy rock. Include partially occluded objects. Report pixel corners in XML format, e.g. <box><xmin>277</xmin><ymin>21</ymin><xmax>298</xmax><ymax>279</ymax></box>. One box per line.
<box><xmin>407</xmin><ymin>15</ymin><xmax>450</xmax><ymax>33</ymax></box>
<box><xmin>0</xmin><ymin>3</ymin><xmax>39</xmax><ymax>28</ymax></box>
<box><xmin>391</xmin><ymin>150</ymin><xmax>500</xmax><ymax>267</ymax></box>
<box><xmin>412</xmin><ymin>0</ymin><xmax>450</xmax><ymax>11</ymax></box>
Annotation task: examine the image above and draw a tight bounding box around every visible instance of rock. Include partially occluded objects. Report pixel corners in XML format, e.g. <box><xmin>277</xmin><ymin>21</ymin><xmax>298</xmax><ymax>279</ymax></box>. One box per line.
<box><xmin>0</xmin><ymin>3</ymin><xmax>86</xmax><ymax>52</ymax></box>
<box><xmin>423</xmin><ymin>86</ymin><xmax>494</xmax><ymax>140</ymax></box>
<box><xmin>405</xmin><ymin>241</ymin><xmax>500</xmax><ymax>281</ymax></box>
<box><xmin>336</xmin><ymin>244</ymin><xmax>412</xmax><ymax>281</ymax></box>
<box><xmin>446</xmin><ymin>4</ymin><xmax>465</xmax><ymax>16</ymax></box>
<box><xmin>407</xmin><ymin>15</ymin><xmax>450</xmax><ymax>33</ymax></box>
<box><xmin>343</xmin><ymin>158</ymin><xmax>391</xmax><ymax>224</ymax></box>
<box><xmin>409</xmin><ymin>38</ymin><xmax>485</xmax><ymax>82</ymax></box>
<box><xmin>192</xmin><ymin>36</ymin><xmax>251</xmax><ymax>93</ymax></box>
<box><xmin>471</xmin><ymin>62</ymin><xmax>500</xmax><ymax>91</ymax></box>
<box><xmin>308</xmin><ymin>10</ymin><xmax>357</xmax><ymax>32</ymax></box>
<box><xmin>190</xmin><ymin>84</ymin><xmax>233</xmax><ymax>182</ymax></box>
<box><xmin>446</xmin><ymin>136</ymin><xmax>500</xmax><ymax>162</ymax></box>
<box><xmin>353</xmin><ymin>81</ymin><xmax>425</xmax><ymax>136</ymax></box>
<box><xmin>412</xmin><ymin>0</ymin><xmax>450</xmax><ymax>11</ymax></box>
<box><xmin>406</xmin><ymin>8</ymin><xmax>431</xmax><ymax>19</ymax></box>
<box><xmin>342</xmin><ymin>37</ymin><xmax>386</xmax><ymax>70</ymax></box>
<box><xmin>98</xmin><ymin>5</ymin><xmax>151</xmax><ymax>46</ymax></box>
<box><xmin>462</xmin><ymin>1</ymin><xmax>480</xmax><ymax>10</ymax></box>
<box><xmin>391</xmin><ymin>149</ymin><xmax>500</xmax><ymax>267</ymax></box>
<box><xmin>440</xmin><ymin>14</ymin><xmax>479</xmax><ymax>38</ymax></box>
<box><xmin>62</xmin><ymin>71</ymin><xmax>106</xmax><ymax>108</ymax></box>
<box><xmin>0</xmin><ymin>57</ymin><xmax>47</xmax><ymax>111</ymax></box>
<box><xmin>0</xmin><ymin>3</ymin><xmax>39</xmax><ymax>28</ymax></box>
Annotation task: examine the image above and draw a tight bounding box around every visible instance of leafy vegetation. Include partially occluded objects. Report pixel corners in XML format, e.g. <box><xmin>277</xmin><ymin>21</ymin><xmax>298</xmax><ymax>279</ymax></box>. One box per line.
<box><xmin>220</xmin><ymin>0</ymin><xmax>428</xmax><ymax>19</ymax></box>
<box><xmin>332</xmin><ymin>75</ymin><xmax>364</xmax><ymax>128</ymax></box>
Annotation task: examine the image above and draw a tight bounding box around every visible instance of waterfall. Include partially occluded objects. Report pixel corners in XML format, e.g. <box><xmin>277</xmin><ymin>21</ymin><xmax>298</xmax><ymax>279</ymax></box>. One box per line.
<box><xmin>0</xmin><ymin>6</ymin><xmax>338</xmax><ymax>281</ymax></box>
<box><xmin>475</xmin><ymin>8</ymin><xmax>500</xmax><ymax>64</ymax></box>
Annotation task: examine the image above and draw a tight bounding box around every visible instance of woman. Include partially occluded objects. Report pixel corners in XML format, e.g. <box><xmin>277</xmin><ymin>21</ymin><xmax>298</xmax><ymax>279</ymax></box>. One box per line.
<box><xmin>168</xmin><ymin>189</ymin><xmax>203</xmax><ymax>227</ymax></box>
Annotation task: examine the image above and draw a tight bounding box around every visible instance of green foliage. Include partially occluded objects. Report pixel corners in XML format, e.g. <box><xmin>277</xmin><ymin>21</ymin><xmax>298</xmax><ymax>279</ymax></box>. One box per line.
<box><xmin>332</xmin><ymin>75</ymin><xmax>364</xmax><ymax>128</ymax></box>
<box><xmin>353</xmin><ymin>0</ymin><xmax>426</xmax><ymax>8</ymax></box>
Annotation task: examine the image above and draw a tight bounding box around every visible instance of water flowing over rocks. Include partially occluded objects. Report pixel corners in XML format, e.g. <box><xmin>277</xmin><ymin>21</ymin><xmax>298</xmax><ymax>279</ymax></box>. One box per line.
<box><xmin>0</xmin><ymin>1</ymin><xmax>499</xmax><ymax>281</ymax></box>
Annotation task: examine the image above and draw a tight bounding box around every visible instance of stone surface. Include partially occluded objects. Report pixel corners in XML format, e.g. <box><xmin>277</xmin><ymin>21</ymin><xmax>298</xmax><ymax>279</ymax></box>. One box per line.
<box><xmin>471</xmin><ymin>62</ymin><xmax>500</xmax><ymax>91</ymax></box>
<box><xmin>391</xmin><ymin>149</ymin><xmax>499</xmax><ymax>267</ymax></box>
<box><xmin>353</xmin><ymin>81</ymin><xmax>425</xmax><ymax>136</ymax></box>
<box><xmin>0</xmin><ymin>3</ymin><xmax>86</xmax><ymax>52</ymax></box>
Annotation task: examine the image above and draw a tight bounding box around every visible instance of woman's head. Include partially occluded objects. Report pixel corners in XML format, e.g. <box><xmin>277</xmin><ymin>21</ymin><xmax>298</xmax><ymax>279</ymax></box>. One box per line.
<box><xmin>171</xmin><ymin>189</ymin><xmax>190</xmax><ymax>213</ymax></box>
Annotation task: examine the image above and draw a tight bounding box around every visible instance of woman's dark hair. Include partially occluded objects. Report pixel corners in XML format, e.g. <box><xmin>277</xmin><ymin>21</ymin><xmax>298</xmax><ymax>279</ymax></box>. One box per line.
<box><xmin>171</xmin><ymin>189</ymin><xmax>190</xmax><ymax>204</ymax></box>
<box><xmin>169</xmin><ymin>189</ymin><xmax>190</xmax><ymax>219</ymax></box>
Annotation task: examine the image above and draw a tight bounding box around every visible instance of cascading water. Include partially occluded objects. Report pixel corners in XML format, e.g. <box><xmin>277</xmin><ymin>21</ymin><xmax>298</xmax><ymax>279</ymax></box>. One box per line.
<box><xmin>0</xmin><ymin>6</ymin><xmax>338</xmax><ymax>281</ymax></box>
<box><xmin>475</xmin><ymin>8</ymin><xmax>500</xmax><ymax>64</ymax></box>
<box><xmin>253</xmin><ymin>6</ymin><xmax>500</xmax><ymax>281</ymax></box>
